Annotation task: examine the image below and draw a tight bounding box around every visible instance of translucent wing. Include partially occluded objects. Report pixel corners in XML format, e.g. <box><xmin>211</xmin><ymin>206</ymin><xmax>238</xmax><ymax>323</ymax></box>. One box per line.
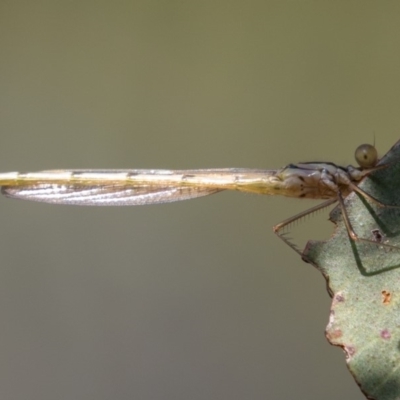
<box><xmin>1</xmin><ymin>183</ymin><xmax>221</xmax><ymax>206</ymax></box>
<box><xmin>0</xmin><ymin>168</ymin><xmax>278</xmax><ymax>206</ymax></box>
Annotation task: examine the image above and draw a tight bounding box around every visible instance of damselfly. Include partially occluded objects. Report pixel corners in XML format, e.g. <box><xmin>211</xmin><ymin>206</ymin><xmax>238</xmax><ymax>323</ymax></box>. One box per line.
<box><xmin>0</xmin><ymin>143</ymin><xmax>396</xmax><ymax>257</ymax></box>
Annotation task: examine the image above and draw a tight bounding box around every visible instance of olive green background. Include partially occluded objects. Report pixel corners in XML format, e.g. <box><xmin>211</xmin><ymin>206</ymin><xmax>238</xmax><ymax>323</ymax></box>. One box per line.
<box><xmin>1</xmin><ymin>2</ymin><xmax>400</xmax><ymax>399</ymax></box>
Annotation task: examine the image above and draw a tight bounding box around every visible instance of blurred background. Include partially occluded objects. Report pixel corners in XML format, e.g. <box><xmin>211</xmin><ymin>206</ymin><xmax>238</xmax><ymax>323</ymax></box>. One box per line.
<box><xmin>1</xmin><ymin>2</ymin><xmax>400</xmax><ymax>399</ymax></box>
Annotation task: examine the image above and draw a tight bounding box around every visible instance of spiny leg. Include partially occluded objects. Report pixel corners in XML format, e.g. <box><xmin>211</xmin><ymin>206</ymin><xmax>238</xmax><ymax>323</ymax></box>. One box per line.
<box><xmin>273</xmin><ymin>199</ymin><xmax>337</xmax><ymax>257</ymax></box>
<box><xmin>336</xmin><ymin>190</ymin><xmax>400</xmax><ymax>252</ymax></box>
<box><xmin>350</xmin><ymin>182</ymin><xmax>400</xmax><ymax>210</ymax></box>
<box><xmin>274</xmin><ymin>183</ymin><xmax>400</xmax><ymax>260</ymax></box>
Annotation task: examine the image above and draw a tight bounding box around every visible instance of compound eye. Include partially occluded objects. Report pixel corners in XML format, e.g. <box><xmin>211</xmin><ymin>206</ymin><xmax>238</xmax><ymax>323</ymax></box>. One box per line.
<box><xmin>355</xmin><ymin>144</ymin><xmax>378</xmax><ymax>168</ymax></box>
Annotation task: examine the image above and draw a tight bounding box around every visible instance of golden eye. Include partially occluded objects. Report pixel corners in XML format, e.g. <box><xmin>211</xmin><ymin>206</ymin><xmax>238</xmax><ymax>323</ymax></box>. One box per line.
<box><xmin>354</xmin><ymin>144</ymin><xmax>378</xmax><ymax>168</ymax></box>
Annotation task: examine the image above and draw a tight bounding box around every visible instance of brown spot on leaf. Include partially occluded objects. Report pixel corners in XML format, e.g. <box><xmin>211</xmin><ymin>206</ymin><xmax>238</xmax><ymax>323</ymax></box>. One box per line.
<box><xmin>326</xmin><ymin>328</ymin><xmax>342</xmax><ymax>340</ymax></box>
<box><xmin>382</xmin><ymin>290</ymin><xmax>391</xmax><ymax>305</ymax></box>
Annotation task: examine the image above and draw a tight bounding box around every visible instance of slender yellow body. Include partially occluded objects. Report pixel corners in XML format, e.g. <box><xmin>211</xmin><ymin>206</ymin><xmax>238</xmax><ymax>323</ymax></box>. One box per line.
<box><xmin>0</xmin><ymin>161</ymin><xmax>372</xmax><ymax>206</ymax></box>
<box><xmin>0</xmin><ymin>142</ymin><xmax>393</xmax><ymax>256</ymax></box>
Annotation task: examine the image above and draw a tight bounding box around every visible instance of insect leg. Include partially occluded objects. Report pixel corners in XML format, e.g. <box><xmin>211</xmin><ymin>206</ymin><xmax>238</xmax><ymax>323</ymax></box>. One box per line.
<box><xmin>337</xmin><ymin>191</ymin><xmax>400</xmax><ymax>251</ymax></box>
<box><xmin>273</xmin><ymin>199</ymin><xmax>337</xmax><ymax>257</ymax></box>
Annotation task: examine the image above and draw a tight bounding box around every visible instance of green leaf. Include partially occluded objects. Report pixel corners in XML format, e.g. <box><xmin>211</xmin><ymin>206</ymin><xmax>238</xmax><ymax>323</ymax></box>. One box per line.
<box><xmin>304</xmin><ymin>139</ymin><xmax>400</xmax><ymax>400</ymax></box>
